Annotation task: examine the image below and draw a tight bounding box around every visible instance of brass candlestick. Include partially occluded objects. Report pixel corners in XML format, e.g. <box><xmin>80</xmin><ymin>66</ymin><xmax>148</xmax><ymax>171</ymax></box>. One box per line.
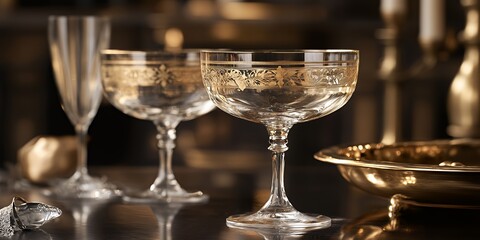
<box><xmin>379</xmin><ymin>2</ymin><xmax>449</xmax><ymax>143</ymax></box>
<box><xmin>447</xmin><ymin>0</ymin><xmax>480</xmax><ymax>137</ymax></box>
<box><xmin>378</xmin><ymin>11</ymin><xmax>406</xmax><ymax>144</ymax></box>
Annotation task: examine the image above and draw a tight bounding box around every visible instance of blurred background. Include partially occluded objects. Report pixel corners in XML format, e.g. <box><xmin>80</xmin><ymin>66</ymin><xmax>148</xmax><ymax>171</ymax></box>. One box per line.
<box><xmin>0</xmin><ymin>0</ymin><xmax>467</xmax><ymax>172</ymax></box>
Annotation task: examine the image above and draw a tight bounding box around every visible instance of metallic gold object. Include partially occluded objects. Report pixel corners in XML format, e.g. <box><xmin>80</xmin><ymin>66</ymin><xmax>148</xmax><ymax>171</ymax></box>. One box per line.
<box><xmin>18</xmin><ymin>136</ymin><xmax>77</xmax><ymax>184</ymax></box>
<box><xmin>378</xmin><ymin>6</ymin><xmax>406</xmax><ymax>144</ymax></box>
<box><xmin>379</xmin><ymin>2</ymin><xmax>449</xmax><ymax>142</ymax></box>
<box><xmin>314</xmin><ymin>139</ymin><xmax>480</xmax><ymax>208</ymax></box>
<box><xmin>448</xmin><ymin>0</ymin><xmax>480</xmax><ymax>137</ymax></box>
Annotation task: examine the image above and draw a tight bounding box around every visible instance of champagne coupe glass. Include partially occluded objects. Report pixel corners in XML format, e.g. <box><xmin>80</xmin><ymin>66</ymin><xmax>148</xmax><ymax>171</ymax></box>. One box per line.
<box><xmin>48</xmin><ymin>15</ymin><xmax>122</xmax><ymax>199</ymax></box>
<box><xmin>201</xmin><ymin>50</ymin><xmax>359</xmax><ymax>230</ymax></box>
<box><xmin>101</xmin><ymin>50</ymin><xmax>216</xmax><ymax>203</ymax></box>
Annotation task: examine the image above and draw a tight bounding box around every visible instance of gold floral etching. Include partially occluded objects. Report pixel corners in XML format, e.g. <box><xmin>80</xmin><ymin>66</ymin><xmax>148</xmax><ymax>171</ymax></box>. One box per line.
<box><xmin>102</xmin><ymin>64</ymin><xmax>201</xmax><ymax>88</ymax></box>
<box><xmin>102</xmin><ymin>64</ymin><xmax>202</xmax><ymax>99</ymax></box>
<box><xmin>201</xmin><ymin>65</ymin><xmax>358</xmax><ymax>91</ymax></box>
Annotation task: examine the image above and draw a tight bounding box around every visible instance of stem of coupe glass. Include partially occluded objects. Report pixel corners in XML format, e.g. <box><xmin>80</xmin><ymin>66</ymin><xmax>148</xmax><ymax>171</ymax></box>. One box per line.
<box><xmin>259</xmin><ymin>123</ymin><xmax>296</xmax><ymax>214</ymax></box>
<box><xmin>151</xmin><ymin>118</ymin><xmax>182</xmax><ymax>198</ymax></box>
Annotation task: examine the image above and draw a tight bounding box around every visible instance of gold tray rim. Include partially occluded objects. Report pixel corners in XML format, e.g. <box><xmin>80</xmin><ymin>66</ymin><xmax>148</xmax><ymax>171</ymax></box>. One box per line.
<box><xmin>314</xmin><ymin>139</ymin><xmax>480</xmax><ymax>173</ymax></box>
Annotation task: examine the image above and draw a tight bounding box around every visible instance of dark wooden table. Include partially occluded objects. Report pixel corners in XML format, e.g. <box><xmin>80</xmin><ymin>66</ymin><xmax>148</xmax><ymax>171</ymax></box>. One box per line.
<box><xmin>0</xmin><ymin>165</ymin><xmax>478</xmax><ymax>240</ymax></box>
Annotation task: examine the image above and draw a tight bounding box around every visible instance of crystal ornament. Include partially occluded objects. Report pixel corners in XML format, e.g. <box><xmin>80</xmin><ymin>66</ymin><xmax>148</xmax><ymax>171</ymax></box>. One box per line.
<box><xmin>0</xmin><ymin>197</ymin><xmax>61</xmax><ymax>237</ymax></box>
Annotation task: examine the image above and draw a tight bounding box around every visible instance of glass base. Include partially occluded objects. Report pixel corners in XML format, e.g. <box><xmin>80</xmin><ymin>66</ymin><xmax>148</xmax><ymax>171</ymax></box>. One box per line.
<box><xmin>226</xmin><ymin>211</ymin><xmax>331</xmax><ymax>231</ymax></box>
<box><xmin>123</xmin><ymin>189</ymin><xmax>208</xmax><ymax>204</ymax></box>
<box><xmin>44</xmin><ymin>174</ymin><xmax>122</xmax><ymax>200</ymax></box>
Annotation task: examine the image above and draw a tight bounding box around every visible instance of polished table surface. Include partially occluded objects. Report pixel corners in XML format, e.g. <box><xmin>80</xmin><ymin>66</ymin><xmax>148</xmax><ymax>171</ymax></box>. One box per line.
<box><xmin>1</xmin><ymin>165</ymin><xmax>479</xmax><ymax>240</ymax></box>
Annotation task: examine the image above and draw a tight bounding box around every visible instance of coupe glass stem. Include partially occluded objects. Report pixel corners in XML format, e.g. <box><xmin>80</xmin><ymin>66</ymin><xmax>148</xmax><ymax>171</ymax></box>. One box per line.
<box><xmin>151</xmin><ymin>118</ymin><xmax>182</xmax><ymax>197</ymax></box>
<box><xmin>226</xmin><ymin>122</ymin><xmax>330</xmax><ymax>229</ymax></box>
<box><xmin>74</xmin><ymin>124</ymin><xmax>89</xmax><ymax>180</ymax></box>
<box><xmin>260</xmin><ymin>123</ymin><xmax>295</xmax><ymax>213</ymax></box>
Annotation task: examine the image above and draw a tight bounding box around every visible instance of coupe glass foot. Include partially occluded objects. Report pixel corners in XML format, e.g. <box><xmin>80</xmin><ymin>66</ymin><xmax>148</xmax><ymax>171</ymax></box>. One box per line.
<box><xmin>123</xmin><ymin>189</ymin><xmax>208</xmax><ymax>204</ymax></box>
<box><xmin>226</xmin><ymin>211</ymin><xmax>331</xmax><ymax>231</ymax></box>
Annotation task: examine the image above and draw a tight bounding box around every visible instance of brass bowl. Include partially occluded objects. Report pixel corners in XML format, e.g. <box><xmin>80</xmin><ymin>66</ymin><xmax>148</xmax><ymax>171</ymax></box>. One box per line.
<box><xmin>314</xmin><ymin>139</ymin><xmax>480</xmax><ymax>208</ymax></box>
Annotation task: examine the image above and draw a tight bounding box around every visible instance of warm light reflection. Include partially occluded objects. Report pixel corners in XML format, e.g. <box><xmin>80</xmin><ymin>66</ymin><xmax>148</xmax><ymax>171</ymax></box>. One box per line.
<box><xmin>400</xmin><ymin>171</ymin><xmax>416</xmax><ymax>185</ymax></box>
<box><xmin>451</xmin><ymin>55</ymin><xmax>478</xmax><ymax>126</ymax></box>
<box><xmin>211</xmin><ymin>21</ymin><xmax>238</xmax><ymax>40</ymax></box>
<box><xmin>31</xmin><ymin>137</ymin><xmax>58</xmax><ymax>160</ymax></box>
<box><xmin>0</xmin><ymin>0</ymin><xmax>14</xmax><ymax>10</ymax></box>
<box><xmin>254</xmin><ymin>189</ymin><xmax>270</xmax><ymax>210</ymax></box>
<box><xmin>366</xmin><ymin>172</ymin><xmax>386</xmax><ymax>187</ymax></box>
<box><xmin>219</xmin><ymin>2</ymin><xmax>272</xmax><ymax>20</ymax></box>
<box><xmin>165</xmin><ymin>28</ymin><xmax>184</xmax><ymax>50</ymax></box>
<box><xmin>186</xmin><ymin>0</ymin><xmax>215</xmax><ymax>17</ymax></box>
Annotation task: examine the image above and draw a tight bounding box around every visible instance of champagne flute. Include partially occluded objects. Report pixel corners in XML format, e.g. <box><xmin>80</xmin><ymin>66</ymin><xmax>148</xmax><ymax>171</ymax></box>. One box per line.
<box><xmin>100</xmin><ymin>50</ymin><xmax>216</xmax><ymax>203</ymax></box>
<box><xmin>201</xmin><ymin>50</ymin><xmax>359</xmax><ymax>230</ymax></box>
<box><xmin>48</xmin><ymin>15</ymin><xmax>122</xmax><ymax>199</ymax></box>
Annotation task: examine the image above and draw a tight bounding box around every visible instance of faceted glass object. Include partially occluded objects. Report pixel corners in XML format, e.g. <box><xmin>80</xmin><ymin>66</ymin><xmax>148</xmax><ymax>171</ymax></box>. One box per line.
<box><xmin>0</xmin><ymin>197</ymin><xmax>62</xmax><ymax>237</ymax></box>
